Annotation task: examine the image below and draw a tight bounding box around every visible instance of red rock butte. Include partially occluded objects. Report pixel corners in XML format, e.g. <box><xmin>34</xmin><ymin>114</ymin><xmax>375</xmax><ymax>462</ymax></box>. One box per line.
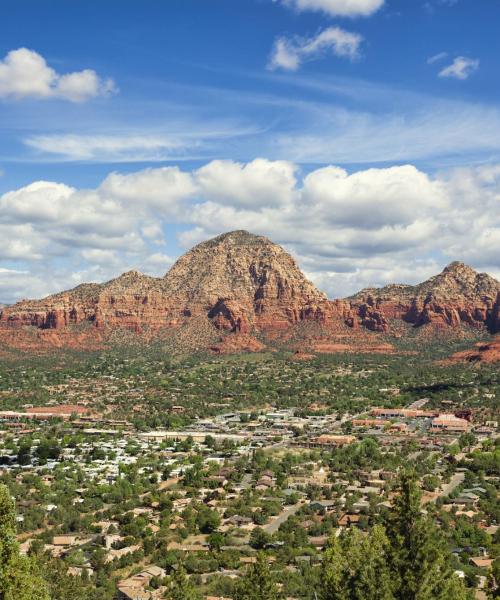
<box><xmin>0</xmin><ymin>230</ymin><xmax>499</xmax><ymax>355</ymax></box>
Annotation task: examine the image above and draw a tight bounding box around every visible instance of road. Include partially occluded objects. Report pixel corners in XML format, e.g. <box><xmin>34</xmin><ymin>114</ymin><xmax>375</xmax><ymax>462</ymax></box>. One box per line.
<box><xmin>264</xmin><ymin>502</ymin><xmax>303</xmax><ymax>534</ymax></box>
<box><xmin>433</xmin><ymin>471</ymin><xmax>465</xmax><ymax>502</ymax></box>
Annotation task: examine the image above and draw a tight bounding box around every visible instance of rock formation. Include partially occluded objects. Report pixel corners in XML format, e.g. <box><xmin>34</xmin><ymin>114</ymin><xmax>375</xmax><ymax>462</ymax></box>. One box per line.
<box><xmin>1</xmin><ymin>231</ymin><xmax>499</xmax><ymax>354</ymax></box>
<box><xmin>448</xmin><ymin>337</ymin><xmax>500</xmax><ymax>363</ymax></box>
<box><xmin>349</xmin><ymin>262</ymin><xmax>500</xmax><ymax>333</ymax></box>
<box><xmin>0</xmin><ymin>231</ymin><xmax>334</xmax><ymax>335</ymax></box>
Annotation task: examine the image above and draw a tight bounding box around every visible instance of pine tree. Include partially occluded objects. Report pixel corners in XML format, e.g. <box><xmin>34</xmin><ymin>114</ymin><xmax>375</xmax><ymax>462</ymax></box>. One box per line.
<box><xmin>386</xmin><ymin>471</ymin><xmax>469</xmax><ymax>600</ymax></box>
<box><xmin>164</xmin><ymin>565</ymin><xmax>199</xmax><ymax>600</ymax></box>
<box><xmin>487</xmin><ymin>557</ymin><xmax>500</xmax><ymax>598</ymax></box>
<box><xmin>233</xmin><ymin>552</ymin><xmax>284</xmax><ymax>600</ymax></box>
<box><xmin>319</xmin><ymin>472</ymin><xmax>470</xmax><ymax>600</ymax></box>
<box><xmin>320</xmin><ymin>527</ymin><xmax>394</xmax><ymax>600</ymax></box>
<box><xmin>353</xmin><ymin>525</ymin><xmax>395</xmax><ymax>600</ymax></box>
<box><xmin>0</xmin><ymin>484</ymin><xmax>50</xmax><ymax>600</ymax></box>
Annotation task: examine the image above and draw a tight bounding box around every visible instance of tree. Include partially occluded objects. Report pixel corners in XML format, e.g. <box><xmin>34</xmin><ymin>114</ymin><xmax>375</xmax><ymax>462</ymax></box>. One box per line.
<box><xmin>249</xmin><ymin>527</ymin><xmax>271</xmax><ymax>549</ymax></box>
<box><xmin>196</xmin><ymin>506</ymin><xmax>220</xmax><ymax>534</ymax></box>
<box><xmin>386</xmin><ymin>471</ymin><xmax>469</xmax><ymax>600</ymax></box>
<box><xmin>458</xmin><ymin>433</ymin><xmax>476</xmax><ymax>452</ymax></box>
<box><xmin>233</xmin><ymin>552</ymin><xmax>283</xmax><ymax>600</ymax></box>
<box><xmin>165</xmin><ymin>565</ymin><xmax>199</xmax><ymax>600</ymax></box>
<box><xmin>487</xmin><ymin>557</ymin><xmax>500</xmax><ymax>599</ymax></box>
<box><xmin>318</xmin><ymin>472</ymin><xmax>470</xmax><ymax>600</ymax></box>
<box><xmin>0</xmin><ymin>484</ymin><xmax>49</xmax><ymax>600</ymax></box>
<box><xmin>208</xmin><ymin>531</ymin><xmax>225</xmax><ymax>552</ymax></box>
<box><xmin>320</xmin><ymin>526</ymin><xmax>394</xmax><ymax>600</ymax></box>
<box><xmin>17</xmin><ymin>444</ymin><xmax>31</xmax><ymax>466</ymax></box>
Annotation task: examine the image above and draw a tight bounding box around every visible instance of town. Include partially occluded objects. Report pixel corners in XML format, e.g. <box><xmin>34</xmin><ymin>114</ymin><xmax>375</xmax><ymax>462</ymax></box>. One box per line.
<box><xmin>0</xmin><ymin>349</ymin><xmax>498</xmax><ymax>599</ymax></box>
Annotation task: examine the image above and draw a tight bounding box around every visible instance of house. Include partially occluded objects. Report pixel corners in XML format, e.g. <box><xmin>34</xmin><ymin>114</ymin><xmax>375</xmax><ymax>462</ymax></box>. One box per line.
<box><xmin>338</xmin><ymin>514</ymin><xmax>361</xmax><ymax>527</ymax></box>
<box><xmin>105</xmin><ymin>545</ymin><xmax>141</xmax><ymax>563</ymax></box>
<box><xmin>255</xmin><ymin>475</ymin><xmax>275</xmax><ymax>490</ymax></box>
<box><xmin>310</xmin><ymin>500</ymin><xmax>336</xmax><ymax>512</ymax></box>
<box><xmin>52</xmin><ymin>535</ymin><xmax>92</xmax><ymax>547</ymax></box>
<box><xmin>453</xmin><ymin>492</ymin><xmax>479</xmax><ymax>506</ymax></box>
<box><xmin>308</xmin><ymin>435</ymin><xmax>355</xmax><ymax>448</ymax></box>
<box><xmin>308</xmin><ymin>536</ymin><xmax>329</xmax><ymax>548</ymax></box>
<box><xmin>370</xmin><ymin>408</ymin><xmax>437</xmax><ymax>419</ymax></box>
<box><xmin>469</xmin><ymin>557</ymin><xmax>493</xmax><ymax>569</ymax></box>
<box><xmin>118</xmin><ymin>565</ymin><xmax>167</xmax><ymax>599</ymax></box>
<box><xmin>352</xmin><ymin>419</ymin><xmax>384</xmax><ymax>428</ymax></box>
<box><xmin>167</xmin><ymin>541</ymin><xmax>209</xmax><ymax>553</ymax></box>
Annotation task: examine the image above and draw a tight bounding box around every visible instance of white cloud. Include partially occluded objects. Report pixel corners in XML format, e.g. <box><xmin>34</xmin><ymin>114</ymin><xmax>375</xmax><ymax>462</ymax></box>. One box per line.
<box><xmin>195</xmin><ymin>159</ymin><xmax>297</xmax><ymax>207</ymax></box>
<box><xmin>100</xmin><ymin>167</ymin><xmax>197</xmax><ymax>214</ymax></box>
<box><xmin>1</xmin><ymin>159</ymin><xmax>500</xmax><ymax>302</ymax></box>
<box><xmin>439</xmin><ymin>56</ymin><xmax>479</xmax><ymax>80</ymax></box>
<box><xmin>301</xmin><ymin>165</ymin><xmax>447</xmax><ymax>228</ymax></box>
<box><xmin>278</xmin><ymin>0</ymin><xmax>384</xmax><ymax>17</ymax></box>
<box><xmin>268</xmin><ymin>27</ymin><xmax>362</xmax><ymax>71</ymax></box>
<box><xmin>427</xmin><ymin>51</ymin><xmax>448</xmax><ymax>64</ymax></box>
<box><xmin>25</xmin><ymin>134</ymin><xmax>187</xmax><ymax>161</ymax></box>
<box><xmin>0</xmin><ymin>48</ymin><xmax>116</xmax><ymax>102</ymax></box>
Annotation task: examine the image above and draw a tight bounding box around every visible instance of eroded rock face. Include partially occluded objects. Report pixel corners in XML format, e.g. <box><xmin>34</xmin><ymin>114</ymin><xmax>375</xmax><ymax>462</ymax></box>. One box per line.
<box><xmin>449</xmin><ymin>337</ymin><xmax>500</xmax><ymax>363</ymax></box>
<box><xmin>1</xmin><ymin>233</ymin><xmax>499</xmax><ymax>354</ymax></box>
<box><xmin>349</xmin><ymin>262</ymin><xmax>500</xmax><ymax>333</ymax></box>
<box><xmin>0</xmin><ymin>231</ymin><xmax>334</xmax><ymax>335</ymax></box>
<box><xmin>162</xmin><ymin>230</ymin><xmax>333</xmax><ymax>331</ymax></box>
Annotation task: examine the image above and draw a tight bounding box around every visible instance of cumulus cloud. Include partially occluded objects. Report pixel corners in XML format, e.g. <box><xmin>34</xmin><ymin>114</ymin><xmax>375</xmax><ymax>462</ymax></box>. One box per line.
<box><xmin>1</xmin><ymin>158</ymin><xmax>500</xmax><ymax>301</ymax></box>
<box><xmin>0</xmin><ymin>48</ymin><xmax>117</xmax><ymax>102</ymax></box>
<box><xmin>100</xmin><ymin>167</ymin><xmax>197</xmax><ymax>214</ymax></box>
<box><xmin>277</xmin><ymin>0</ymin><xmax>384</xmax><ymax>17</ymax></box>
<box><xmin>301</xmin><ymin>165</ymin><xmax>447</xmax><ymax>228</ymax></box>
<box><xmin>268</xmin><ymin>27</ymin><xmax>362</xmax><ymax>71</ymax></box>
<box><xmin>195</xmin><ymin>159</ymin><xmax>297</xmax><ymax>207</ymax></box>
<box><xmin>439</xmin><ymin>56</ymin><xmax>479</xmax><ymax>80</ymax></box>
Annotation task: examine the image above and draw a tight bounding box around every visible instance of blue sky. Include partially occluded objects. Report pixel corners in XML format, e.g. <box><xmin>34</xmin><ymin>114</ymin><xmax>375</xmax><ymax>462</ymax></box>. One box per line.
<box><xmin>1</xmin><ymin>0</ymin><xmax>500</xmax><ymax>303</ymax></box>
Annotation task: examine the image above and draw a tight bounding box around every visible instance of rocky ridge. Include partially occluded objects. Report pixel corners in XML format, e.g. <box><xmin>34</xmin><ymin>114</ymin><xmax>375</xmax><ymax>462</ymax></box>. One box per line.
<box><xmin>1</xmin><ymin>231</ymin><xmax>499</xmax><ymax>356</ymax></box>
<box><xmin>349</xmin><ymin>262</ymin><xmax>500</xmax><ymax>333</ymax></box>
<box><xmin>0</xmin><ymin>231</ymin><xmax>340</xmax><ymax>336</ymax></box>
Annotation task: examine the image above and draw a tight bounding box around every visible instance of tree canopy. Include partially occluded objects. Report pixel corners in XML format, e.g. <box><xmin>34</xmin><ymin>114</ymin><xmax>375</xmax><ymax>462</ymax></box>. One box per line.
<box><xmin>319</xmin><ymin>472</ymin><xmax>471</xmax><ymax>600</ymax></box>
<box><xmin>0</xmin><ymin>484</ymin><xmax>49</xmax><ymax>600</ymax></box>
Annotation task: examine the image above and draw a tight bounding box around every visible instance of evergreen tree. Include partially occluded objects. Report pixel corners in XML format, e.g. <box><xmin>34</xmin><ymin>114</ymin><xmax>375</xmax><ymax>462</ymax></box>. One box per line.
<box><xmin>386</xmin><ymin>471</ymin><xmax>469</xmax><ymax>600</ymax></box>
<box><xmin>487</xmin><ymin>557</ymin><xmax>500</xmax><ymax>598</ymax></box>
<box><xmin>320</xmin><ymin>526</ymin><xmax>394</xmax><ymax>600</ymax></box>
<box><xmin>319</xmin><ymin>472</ymin><xmax>470</xmax><ymax>600</ymax></box>
<box><xmin>0</xmin><ymin>484</ymin><xmax>50</xmax><ymax>600</ymax></box>
<box><xmin>233</xmin><ymin>552</ymin><xmax>283</xmax><ymax>600</ymax></box>
<box><xmin>165</xmin><ymin>565</ymin><xmax>199</xmax><ymax>600</ymax></box>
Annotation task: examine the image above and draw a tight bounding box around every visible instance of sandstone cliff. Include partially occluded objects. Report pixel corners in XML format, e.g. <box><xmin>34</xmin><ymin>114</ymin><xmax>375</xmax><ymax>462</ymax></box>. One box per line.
<box><xmin>1</xmin><ymin>232</ymin><xmax>499</xmax><ymax>354</ymax></box>
<box><xmin>0</xmin><ymin>231</ymin><xmax>334</xmax><ymax>335</ymax></box>
<box><xmin>349</xmin><ymin>262</ymin><xmax>500</xmax><ymax>333</ymax></box>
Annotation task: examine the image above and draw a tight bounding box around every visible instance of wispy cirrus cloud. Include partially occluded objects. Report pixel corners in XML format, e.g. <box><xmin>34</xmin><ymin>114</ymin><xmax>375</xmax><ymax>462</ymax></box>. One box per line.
<box><xmin>23</xmin><ymin>121</ymin><xmax>262</xmax><ymax>162</ymax></box>
<box><xmin>7</xmin><ymin>71</ymin><xmax>500</xmax><ymax>167</ymax></box>
<box><xmin>24</xmin><ymin>134</ymin><xmax>194</xmax><ymax>162</ymax></box>
<box><xmin>268</xmin><ymin>27</ymin><xmax>362</xmax><ymax>71</ymax></box>
<box><xmin>0</xmin><ymin>48</ymin><xmax>117</xmax><ymax>102</ymax></box>
<box><xmin>427</xmin><ymin>51</ymin><xmax>448</xmax><ymax>64</ymax></box>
